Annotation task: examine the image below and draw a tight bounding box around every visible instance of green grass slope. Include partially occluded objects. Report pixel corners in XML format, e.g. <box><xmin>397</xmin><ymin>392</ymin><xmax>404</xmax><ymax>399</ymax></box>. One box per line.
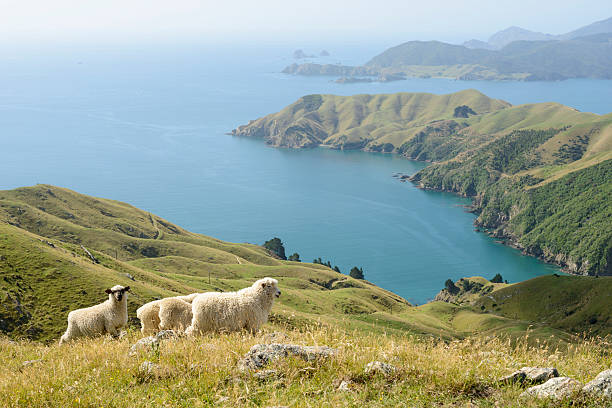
<box><xmin>474</xmin><ymin>275</ymin><xmax>612</xmax><ymax>336</ymax></box>
<box><xmin>3</xmin><ymin>185</ymin><xmax>607</xmax><ymax>344</ymax></box>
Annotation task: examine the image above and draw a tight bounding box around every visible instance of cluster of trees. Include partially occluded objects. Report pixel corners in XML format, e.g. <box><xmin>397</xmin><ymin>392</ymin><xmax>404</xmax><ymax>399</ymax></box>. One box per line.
<box><xmin>263</xmin><ymin>237</ymin><xmax>366</xmax><ymax>280</ymax></box>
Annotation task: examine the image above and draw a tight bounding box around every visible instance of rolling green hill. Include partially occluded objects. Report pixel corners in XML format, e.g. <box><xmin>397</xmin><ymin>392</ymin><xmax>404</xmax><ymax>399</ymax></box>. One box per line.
<box><xmin>3</xmin><ymin>185</ymin><xmax>610</xmax><ymax>345</ymax></box>
<box><xmin>232</xmin><ymin>90</ymin><xmax>612</xmax><ymax>276</ymax></box>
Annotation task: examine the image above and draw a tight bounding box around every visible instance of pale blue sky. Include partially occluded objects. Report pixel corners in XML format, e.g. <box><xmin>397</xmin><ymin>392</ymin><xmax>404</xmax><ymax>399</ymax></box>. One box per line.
<box><xmin>1</xmin><ymin>0</ymin><xmax>611</xmax><ymax>44</ymax></box>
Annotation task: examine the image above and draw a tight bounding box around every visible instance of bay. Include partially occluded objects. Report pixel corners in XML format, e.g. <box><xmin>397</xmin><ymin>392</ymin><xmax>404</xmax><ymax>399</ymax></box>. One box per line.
<box><xmin>2</xmin><ymin>42</ymin><xmax>610</xmax><ymax>303</ymax></box>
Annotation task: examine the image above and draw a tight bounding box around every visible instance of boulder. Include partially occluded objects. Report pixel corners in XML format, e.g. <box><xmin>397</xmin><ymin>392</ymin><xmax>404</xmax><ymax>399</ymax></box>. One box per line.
<box><xmin>520</xmin><ymin>377</ymin><xmax>582</xmax><ymax>400</ymax></box>
<box><xmin>582</xmin><ymin>369</ymin><xmax>612</xmax><ymax>398</ymax></box>
<box><xmin>499</xmin><ymin>366</ymin><xmax>558</xmax><ymax>384</ymax></box>
<box><xmin>365</xmin><ymin>361</ymin><xmax>396</xmax><ymax>376</ymax></box>
<box><xmin>238</xmin><ymin>343</ymin><xmax>336</xmax><ymax>371</ymax></box>
<box><xmin>129</xmin><ymin>330</ymin><xmax>179</xmax><ymax>356</ymax></box>
<box><xmin>129</xmin><ymin>336</ymin><xmax>159</xmax><ymax>356</ymax></box>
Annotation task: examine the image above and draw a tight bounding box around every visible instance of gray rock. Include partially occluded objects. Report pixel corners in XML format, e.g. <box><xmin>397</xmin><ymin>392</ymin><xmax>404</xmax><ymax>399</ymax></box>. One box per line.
<box><xmin>155</xmin><ymin>330</ymin><xmax>178</xmax><ymax>340</ymax></box>
<box><xmin>129</xmin><ymin>336</ymin><xmax>159</xmax><ymax>356</ymax></box>
<box><xmin>582</xmin><ymin>369</ymin><xmax>612</xmax><ymax>398</ymax></box>
<box><xmin>365</xmin><ymin>361</ymin><xmax>396</xmax><ymax>376</ymax></box>
<box><xmin>520</xmin><ymin>377</ymin><xmax>582</xmax><ymax>400</ymax></box>
<box><xmin>338</xmin><ymin>380</ymin><xmax>353</xmax><ymax>391</ymax></box>
<box><xmin>499</xmin><ymin>366</ymin><xmax>558</xmax><ymax>384</ymax></box>
<box><xmin>238</xmin><ymin>343</ymin><xmax>336</xmax><ymax>371</ymax></box>
<box><xmin>138</xmin><ymin>361</ymin><xmax>160</xmax><ymax>377</ymax></box>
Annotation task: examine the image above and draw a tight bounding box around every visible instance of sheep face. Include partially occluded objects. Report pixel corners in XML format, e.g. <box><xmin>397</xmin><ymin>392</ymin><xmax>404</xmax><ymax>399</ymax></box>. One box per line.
<box><xmin>105</xmin><ymin>285</ymin><xmax>130</xmax><ymax>302</ymax></box>
<box><xmin>258</xmin><ymin>278</ymin><xmax>281</xmax><ymax>299</ymax></box>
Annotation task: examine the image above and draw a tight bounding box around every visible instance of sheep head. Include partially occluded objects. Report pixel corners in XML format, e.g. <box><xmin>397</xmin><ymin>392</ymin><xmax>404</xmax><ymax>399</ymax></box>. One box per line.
<box><xmin>257</xmin><ymin>278</ymin><xmax>281</xmax><ymax>299</ymax></box>
<box><xmin>105</xmin><ymin>285</ymin><xmax>130</xmax><ymax>302</ymax></box>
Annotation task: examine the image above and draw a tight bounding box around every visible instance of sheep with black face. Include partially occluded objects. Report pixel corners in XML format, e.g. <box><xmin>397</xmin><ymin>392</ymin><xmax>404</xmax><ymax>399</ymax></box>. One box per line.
<box><xmin>186</xmin><ymin>277</ymin><xmax>281</xmax><ymax>335</ymax></box>
<box><xmin>59</xmin><ymin>285</ymin><xmax>130</xmax><ymax>344</ymax></box>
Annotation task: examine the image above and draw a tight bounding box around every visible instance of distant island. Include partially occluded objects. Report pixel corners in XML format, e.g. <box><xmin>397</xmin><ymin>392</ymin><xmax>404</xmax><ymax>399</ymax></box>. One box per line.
<box><xmin>232</xmin><ymin>90</ymin><xmax>612</xmax><ymax>276</ymax></box>
<box><xmin>283</xmin><ymin>17</ymin><xmax>612</xmax><ymax>81</ymax></box>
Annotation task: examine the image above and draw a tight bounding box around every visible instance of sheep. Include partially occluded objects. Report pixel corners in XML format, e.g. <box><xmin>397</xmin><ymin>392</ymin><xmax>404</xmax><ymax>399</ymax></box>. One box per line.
<box><xmin>59</xmin><ymin>285</ymin><xmax>130</xmax><ymax>344</ymax></box>
<box><xmin>185</xmin><ymin>277</ymin><xmax>281</xmax><ymax>335</ymax></box>
<box><xmin>136</xmin><ymin>293</ymin><xmax>199</xmax><ymax>335</ymax></box>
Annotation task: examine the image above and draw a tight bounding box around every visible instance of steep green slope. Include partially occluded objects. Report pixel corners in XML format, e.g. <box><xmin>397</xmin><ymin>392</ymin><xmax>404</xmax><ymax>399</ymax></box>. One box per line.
<box><xmin>473</xmin><ymin>275</ymin><xmax>612</xmax><ymax>336</ymax></box>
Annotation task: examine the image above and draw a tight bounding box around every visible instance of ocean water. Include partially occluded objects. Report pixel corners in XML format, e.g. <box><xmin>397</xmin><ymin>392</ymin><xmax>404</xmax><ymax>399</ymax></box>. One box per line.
<box><xmin>2</xmin><ymin>42</ymin><xmax>611</xmax><ymax>303</ymax></box>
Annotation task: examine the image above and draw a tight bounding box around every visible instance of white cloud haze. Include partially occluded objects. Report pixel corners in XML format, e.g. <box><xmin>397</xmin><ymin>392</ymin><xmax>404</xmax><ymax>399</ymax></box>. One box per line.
<box><xmin>0</xmin><ymin>0</ymin><xmax>611</xmax><ymax>44</ymax></box>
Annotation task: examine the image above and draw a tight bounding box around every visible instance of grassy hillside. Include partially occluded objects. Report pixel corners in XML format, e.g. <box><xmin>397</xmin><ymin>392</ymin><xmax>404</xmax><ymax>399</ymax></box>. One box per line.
<box><xmin>474</xmin><ymin>275</ymin><xmax>612</xmax><ymax>336</ymax></box>
<box><xmin>3</xmin><ymin>185</ymin><xmax>610</xmax><ymax>345</ymax></box>
<box><xmin>2</xmin><ymin>324</ymin><xmax>611</xmax><ymax>407</ymax></box>
<box><xmin>232</xmin><ymin>90</ymin><xmax>612</xmax><ymax>276</ymax></box>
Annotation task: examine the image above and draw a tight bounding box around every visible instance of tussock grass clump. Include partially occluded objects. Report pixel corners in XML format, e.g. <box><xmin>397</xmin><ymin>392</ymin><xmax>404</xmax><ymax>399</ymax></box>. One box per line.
<box><xmin>1</xmin><ymin>326</ymin><xmax>610</xmax><ymax>407</ymax></box>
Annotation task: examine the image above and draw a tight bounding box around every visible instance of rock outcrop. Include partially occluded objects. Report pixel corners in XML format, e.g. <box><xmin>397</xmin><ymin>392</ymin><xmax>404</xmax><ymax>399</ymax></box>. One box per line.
<box><xmin>520</xmin><ymin>377</ymin><xmax>582</xmax><ymax>400</ymax></box>
<box><xmin>238</xmin><ymin>343</ymin><xmax>336</xmax><ymax>371</ymax></box>
<box><xmin>582</xmin><ymin>369</ymin><xmax>612</xmax><ymax>398</ymax></box>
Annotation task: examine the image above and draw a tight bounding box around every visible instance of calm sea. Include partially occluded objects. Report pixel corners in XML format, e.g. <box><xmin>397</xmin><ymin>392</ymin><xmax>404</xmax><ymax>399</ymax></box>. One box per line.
<box><xmin>2</xmin><ymin>42</ymin><xmax>611</xmax><ymax>303</ymax></box>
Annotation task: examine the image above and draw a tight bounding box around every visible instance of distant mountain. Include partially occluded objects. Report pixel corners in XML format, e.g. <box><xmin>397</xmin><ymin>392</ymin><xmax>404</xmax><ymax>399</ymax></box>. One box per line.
<box><xmin>486</xmin><ymin>26</ymin><xmax>556</xmax><ymax>49</ymax></box>
<box><xmin>464</xmin><ymin>16</ymin><xmax>612</xmax><ymax>50</ymax></box>
<box><xmin>284</xmin><ymin>32</ymin><xmax>612</xmax><ymax>81</ymax></box>
<box><xmin>560</xmin><ymin>16</ymin><xmax>612</xmax><ymax>40</ymax></box>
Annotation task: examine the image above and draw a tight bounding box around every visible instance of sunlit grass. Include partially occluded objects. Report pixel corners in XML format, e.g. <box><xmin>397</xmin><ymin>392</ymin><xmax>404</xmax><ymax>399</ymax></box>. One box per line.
<box><xmin>1</xmin><ymin>325</ymin><xmax>610</xmax><ymax>407</ymax></box>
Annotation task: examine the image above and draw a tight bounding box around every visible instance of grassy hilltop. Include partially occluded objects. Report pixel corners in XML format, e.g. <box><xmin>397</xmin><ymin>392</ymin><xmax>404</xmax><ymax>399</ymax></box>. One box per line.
<box><xmin>1</xmin><ymin>185</ymin><xmax>611</xmax><ymax>406</ymax></box>
<box><xmin>232</xmin><ymin>90</ymin><xmax>612</xmax><ymax>276</ymax></box>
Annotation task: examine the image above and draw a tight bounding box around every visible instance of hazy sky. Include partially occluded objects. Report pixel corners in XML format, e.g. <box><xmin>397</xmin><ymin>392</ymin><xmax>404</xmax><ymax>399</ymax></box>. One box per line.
<box><xmin>1</xmin><ymin>0</ymin><xmax>611</xmax><ymax>45</ymax></box>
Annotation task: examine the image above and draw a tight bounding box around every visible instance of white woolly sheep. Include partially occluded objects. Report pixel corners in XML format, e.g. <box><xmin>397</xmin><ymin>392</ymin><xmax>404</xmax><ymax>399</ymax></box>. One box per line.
<box><xmin>136</xmin><ymin>293</ymin><xmax>199</xmax><ymax>335</ymax></box>
<box><xmin>59</xmin><ymin>285</ymin><xmax>130</xmax><ymax>344</ymax></box>
<box><xmin>185</xmin><ymin>277</ymin><xmax>281</xmax><ymax>335</ymax></box>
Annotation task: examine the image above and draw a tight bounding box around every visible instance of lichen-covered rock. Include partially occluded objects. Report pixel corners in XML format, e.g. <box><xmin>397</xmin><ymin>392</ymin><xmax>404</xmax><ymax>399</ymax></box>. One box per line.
<box><xmin>365</xmin><ymin>361</ymin><xmax>396</xmax><ymax>376</ymax></box>
<box><xmin>499</xmin><ymin>367</ymin><xmax>558</xmax><ymax>384</ymax></box>
<box><xmin>338</xmin><ymin>380</ymin><xmax>354</xmax><ymax>392</ymax></box>
<box><xmin>155</xmin><ymin>330</ymin><xmax>178</xmax><ymax>340</ymax></box>
<box><xmin>582</xmin><ymin>369</ymin><xmax>612</xmax><ymax>398</ymax></box>
<box><xmin>138</xmin><ymin>361</ymin><xmax>160</xmax><ymax>378</ymax></box>
<box><xmin>238</xmin><ymin>343</ymin><xmax>336</xmax><ymax>371</ymax></box>
<box><xmin>129</xmin><ymin>336</ymin><xmax>159</xmax><ymax>356</ymax></box>
<box><xmin>520</xmin><ymin>377</ymin><xmax>582</xmax><ymax>400</ymax></box>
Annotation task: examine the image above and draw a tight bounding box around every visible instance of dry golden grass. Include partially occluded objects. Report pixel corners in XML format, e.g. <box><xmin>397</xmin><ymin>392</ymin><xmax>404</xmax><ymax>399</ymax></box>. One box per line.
<box><xmin>1</xmin><ymin>324</ymin><xmax>610</xmax><ymax>407</ymax></box>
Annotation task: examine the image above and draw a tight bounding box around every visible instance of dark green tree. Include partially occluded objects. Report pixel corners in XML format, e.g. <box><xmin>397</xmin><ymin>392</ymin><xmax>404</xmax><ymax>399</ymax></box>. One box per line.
<box><xmin>333</xmin><ymin>266</ymin><xmax>341</xmax><ymax>273</ymax></box>
<box><xmin>263</xmin><ymin>237</ymin><xmax>286</xmax><ymax>260</ymax></box>
<box><xmin>490</xmin><ymin>273</ymin><xmax>504</xmax><ymax>283</ymax></box>
<box><xmin>445</xmin><ymin>279</ymin><xmax>459</xmax><ymax>294</ymax></box>
<box><xmin>349</xmin><ymin>266</ymin><xmax>364</xmax><ymax>280</ymax></box>
<box><xmin>288</xmin><ymin>253</ymin><xmax>301</xmax><ymax>262</ymax></box>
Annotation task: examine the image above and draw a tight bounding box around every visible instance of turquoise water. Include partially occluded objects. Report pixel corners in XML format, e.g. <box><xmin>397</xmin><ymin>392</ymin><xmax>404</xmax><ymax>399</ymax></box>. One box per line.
<box><xmin>2</xmin><ymin>43</ymin><xmax>611</xmax><ymax>303</ymax></box>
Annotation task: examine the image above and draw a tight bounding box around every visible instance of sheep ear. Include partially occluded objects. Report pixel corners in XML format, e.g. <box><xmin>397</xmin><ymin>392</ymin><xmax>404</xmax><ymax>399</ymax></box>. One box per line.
<box><xmin>124</xmin><ymin>286</ymin><xmax>130</xmax><ymax>292</ymax></box>
<box><xmin>105</xmin><ymin>289</ymin><xmax>112</xmax><ymax>294</ymax></box>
